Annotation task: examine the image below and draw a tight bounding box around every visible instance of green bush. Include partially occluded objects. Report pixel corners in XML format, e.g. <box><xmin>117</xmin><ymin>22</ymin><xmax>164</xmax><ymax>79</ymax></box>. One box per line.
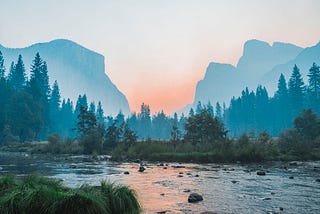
<box><xmin>0</xmin><ymin>175</ymin><xmax>140</xmax><ymax>214</ymax></box>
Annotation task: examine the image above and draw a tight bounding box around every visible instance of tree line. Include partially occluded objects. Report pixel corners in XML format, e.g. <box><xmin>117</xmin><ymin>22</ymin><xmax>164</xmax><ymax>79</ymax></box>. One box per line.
<box><xmin>0</xmin><ymin>51</ymin><xmax>319</xmax><ymax>146</ymax></box>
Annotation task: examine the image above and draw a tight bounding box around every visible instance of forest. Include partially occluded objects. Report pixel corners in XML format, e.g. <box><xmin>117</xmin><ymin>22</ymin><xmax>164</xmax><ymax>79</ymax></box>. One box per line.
<box><xmin>0</xmin><ymin>51</ymin><xmax>320</xmax><ymax>161</ymax></box>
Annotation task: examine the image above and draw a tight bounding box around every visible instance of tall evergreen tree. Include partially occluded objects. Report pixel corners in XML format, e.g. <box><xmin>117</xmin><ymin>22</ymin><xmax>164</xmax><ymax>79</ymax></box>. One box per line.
<box><xmin>60</xmin><ymin>98</ymin><xmax>74</xmax><ymax>138</ymax></box>
<box><xmin>8</xmin><ymin>55</ymin><xmax>26</xmax><ymax>91</ymax></box>
<box><xmin>29</xmin><ymin>53</ymin><xmax>50</xmax><ymax>139</ymax></box>
<box><xmin>215</xmin><ymin>102</ymin><xmax>222</xmax><ymax>119</ymax></box>
<box><xmin>96</xmin><ymin>101</ymin><xmax>105</xmax><ymax>124</ymax></box>
<box><xmin>0</xmin><ymin>51</ymin><xmax>5</xmax><ymax>79</ymax></box>
<box><xmin>49</xmin><ymin>80</ymin><xmax>61</xmax><ymax>134</ymax></box>
<box><xmin>288</xmin><ymin>64</ymin><xmax>305</xmax><ymax>118</ymax></box>
<box><xmin>273</xmin><ymin>73</ymin><xmax>290</xmax><ymax>132</ymax></box>
<box><xmin>138</xmin><ymin>103</ymin><xmax>151</xmax><ymax>139</ymax></box>
<box><xmin>206</xmin><ymin>102</ymin><xmax>214</xmax><ymax>117</ymax></box>
<box><xmin>89</xmin><ymin>102</ymin><xmax>96</xmax><ymax>113</ymax></box>
<box><xmin>196</xmin><ymin>101</ymin><xmax>203</xmax><ymax>114</ymax></box>
<box><xmin>307</xmin><ymin>63</ymin><xmax>320</xmax><ymax>114</ymax></box>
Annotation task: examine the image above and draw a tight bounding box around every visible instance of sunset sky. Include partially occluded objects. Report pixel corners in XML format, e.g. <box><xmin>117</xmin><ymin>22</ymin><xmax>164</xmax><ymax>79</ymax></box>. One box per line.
<box><xmin>1</xmin><ymin>0</ymin><xmax>320</xmax><ymax>113</ymax></box>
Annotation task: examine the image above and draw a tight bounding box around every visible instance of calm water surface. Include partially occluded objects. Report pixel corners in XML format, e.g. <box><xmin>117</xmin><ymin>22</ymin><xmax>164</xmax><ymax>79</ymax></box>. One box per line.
<box><xmin>0</xmin><ymin>152</ymin><xmax>319</xmax><ymax>213</ymax></box>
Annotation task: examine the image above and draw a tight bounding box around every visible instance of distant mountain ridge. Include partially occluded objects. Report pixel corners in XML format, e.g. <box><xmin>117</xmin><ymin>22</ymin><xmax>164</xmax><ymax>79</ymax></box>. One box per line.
<box><xmin>181</xmin><ymin>39</ymin><xmax>320</xmax><ymax>114</ymax></box>
<box><xmin>0</xmin><ymin>39</ymin><xmax>130</xmax><ymax>116</ymax></box>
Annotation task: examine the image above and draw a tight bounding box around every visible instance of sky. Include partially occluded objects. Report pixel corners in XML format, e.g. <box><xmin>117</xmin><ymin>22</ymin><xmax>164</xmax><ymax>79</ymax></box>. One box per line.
<box><xmin>1</xmin><ymin>0</ymin><xmax>320</xmax><ymax>113</ymax></box>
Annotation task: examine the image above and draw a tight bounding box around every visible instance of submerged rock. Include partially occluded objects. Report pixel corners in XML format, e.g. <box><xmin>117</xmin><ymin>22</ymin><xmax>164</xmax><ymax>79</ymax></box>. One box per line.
<box><xmin>124</xmin><ymin>171</ymin><xmax>130</xmax><ymax>175</ymax></box>
<box><xmin>289</xmin><ymin>162</ymin><xmax>298</xmax><ymax>166</ymax></box>
<box><xmin>200</xmin><ymin>212</ymin><xmax>217</xmax><ymax>214</ymax></box>
<box><xmin>70</xmin><ymin>164</ymin><xmax>77</xmax><ymax>169</ymax></box>
<box><xmin>188</xmin><ymin>193</ymin><xmax>203</xmax><ymax>203</ymax></box>
<box><xmin>257</xmin><ymin>171</ymin><xmax>266</xmax><ymax>176</ymax></box>
<box><xmin>172</xmin><ymin>165</ymin><xmax>186</xmax><ymax>169</ymax></box>
<box><xmin>289</xmin><ymin>176</ymin><xmax>294</xmax><ymax>179</ymax></box>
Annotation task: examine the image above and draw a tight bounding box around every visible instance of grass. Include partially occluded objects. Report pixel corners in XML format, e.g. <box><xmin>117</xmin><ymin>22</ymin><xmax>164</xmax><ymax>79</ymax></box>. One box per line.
<box><xmin>0</xmin><ymin>174</ymin><xmax>140</xmax><ymax>214</ymax></box>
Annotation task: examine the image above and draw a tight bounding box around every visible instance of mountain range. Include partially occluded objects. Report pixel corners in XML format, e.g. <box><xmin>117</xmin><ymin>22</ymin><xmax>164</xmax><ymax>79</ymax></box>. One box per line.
<box><xmin>0</xmin><ymin>39</ymin><xmax>130</xmax><ymax>116</ymax></box>
<box><xmin>182</xmin><ymin>39</ymin><xmax>320</xmax><ymax>114</ymax></box>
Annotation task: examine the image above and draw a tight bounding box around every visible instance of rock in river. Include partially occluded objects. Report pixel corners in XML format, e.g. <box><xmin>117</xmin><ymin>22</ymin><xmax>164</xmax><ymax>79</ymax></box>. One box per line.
<box><xmin>188</xmin><ymin>193</ymin><xmax>203</xmax><ymax>203</ymax></box>
<box><xmin>257</xmin><ymin>171</ymin><xmax>266</xmax><ymax>176</ymax></box>
<box><xmin>138</xmin><ymin>165</ymin><xmax>146</xmax><ymax>172</ymax></box>
<box><xmin>124</xmin><ymin>171</ymin><xmax>130</xmax><ymax>175</ymax></box>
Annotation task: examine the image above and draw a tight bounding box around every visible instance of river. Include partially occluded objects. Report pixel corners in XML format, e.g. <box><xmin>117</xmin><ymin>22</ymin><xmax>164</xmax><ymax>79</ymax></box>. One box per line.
<box><xmin>0</xmin><ymin>152</ymin><xmax>319</xmax><ymax>213</ymax></box>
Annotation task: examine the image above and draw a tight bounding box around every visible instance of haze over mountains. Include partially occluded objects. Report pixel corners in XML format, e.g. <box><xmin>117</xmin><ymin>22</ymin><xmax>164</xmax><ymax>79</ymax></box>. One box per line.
<box><xmin>183</xmin><ymin>39</ymin><xmax>320</xmax><ymax>114</ymax></box>
<box><xmin>1</xmin><ymin>39</ymin><xmax>319</xmax><ymax>116</ymax></box>
<box><xmin>0</xmin><ymin>39</ymin><xmax>130</xmax><ymax>116</ymax></box>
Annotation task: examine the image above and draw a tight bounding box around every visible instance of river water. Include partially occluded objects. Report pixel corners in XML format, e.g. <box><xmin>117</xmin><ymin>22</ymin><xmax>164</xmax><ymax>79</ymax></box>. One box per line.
<box><xmin>0</xmin><ymin>152</ymin><xmax>319</xmax><ymax>213</ymax></box>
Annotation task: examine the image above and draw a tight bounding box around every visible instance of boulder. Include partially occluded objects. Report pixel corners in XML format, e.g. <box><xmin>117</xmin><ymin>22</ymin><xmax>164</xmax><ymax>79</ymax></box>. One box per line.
<box><xmin>138</xmin><ymin>166</ymin><xmax>146</xmax><ymax>172</ymax></box>
<box><xmin>257</xmin><ymin>171</ymin><xmax>266</xmax><ymax>176</ymax></box>
<box><xmin>188</xmin><ymin>193</ymin><xmax>203</xmax><ymax>203</ymax></box>
<box><xmin>289</xmin><ymin>176</ymin><xmax>294</xmax><ymax>179</ymax></box>
<box><xmin>124</xmin><ymin>171</ymin><xmax>130</xmax><ymax>175</ymax></box>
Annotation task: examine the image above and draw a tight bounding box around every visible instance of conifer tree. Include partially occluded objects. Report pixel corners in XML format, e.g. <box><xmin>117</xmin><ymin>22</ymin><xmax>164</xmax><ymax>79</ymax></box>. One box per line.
<box><xmin>89</xmin><ymin>102</ymin><xmax>96</xmax><ymax>113</ymax></box>
<box><xmin>49</xmin><ymin>80</ymin><xmax>61</xmax><ymax>134</ymax></box>
<box><xmin>0</xmin><ymin>51</ymin><xmax>5</xmax><ymax>79</ymax></box>
<box><xmin>215</xmin><ymin>102</ymin><xmax>222</xmax><ymax>119</ymax></box>
<box><xmin>307</xmin><ymin>63</ymin><xmax>320</xmax><ymax>113</ymax></box>
<box><xmin>96</xmin><ymin>101</ymin><xmax>105</xmax><ymax>124</ymax></box>
<box><xmin>8</xmin><ymin>55</ymin><xmax>26</xmax><ymax>91</ymax></box>
<box><xmin>288</xmin><ymin>64</ymin><xmax>305</xmax><ymax>118</ymax></box>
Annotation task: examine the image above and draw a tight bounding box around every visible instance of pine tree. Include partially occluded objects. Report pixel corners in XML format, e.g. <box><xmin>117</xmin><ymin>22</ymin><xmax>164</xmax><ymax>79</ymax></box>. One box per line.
<box><xmin>206</xmin><ymin>102</ymin><xmax>214</xmax><ymax>117</ymax></box>
<box><xmin>196</xmin><ymin>101</ymin><xmax>203</xmax><ymax>114</ymax></box>
<box><xmin>215</xmin><ymin>102</ymin><xmax>222</xmax><ymax>119</ymax></box>
<box><xmin>29</xmin><ymin>53</ymin><xmax>50</xmax><ymax>139</ymax></box>
<box><xmin>171</xmin><ymin>114</ymin><xmax>181</xmax><ymax>142</ymax></box>
<box><xmin>0</xmin><ymin>51</ymin><xmax>5</xmax><ymax>79</ymax></box>
<box><xmin>89</xmin><ymin>102</ymin><xmax>96</xmax><ymax>113</ymax></box>
<box><xmin>307</xmin><ymin>63</ymin><xmax>320</xmax><ymax>114</ymax></box>
<box><xmin>60</xmin><ymin>98</ymin><xmax>74</xmax><ymax>138</ymax></box>
<box><xmin>288</xmin><ymin>64</ymin><xmax>305</xmax><ymax>118</ymax></box>
<box><xmin>8</xmin><ymin>55</ymin><xmax>26</xmax><ymax>91</ymax></box>
<box><xmin>273</xmin><ymin>73</ymin><xmax>290</xmax><ymax>132</ymax></box>
<box><xmin>189</xmin><ymin>108</ymin><xmax>194</xmax><ymax>117</ymax></box>
<box><xmin>96</xmin><ymin>101</ymin><xmax>105</xmax><ymax>124</ymax></box>
<box><xmin>49</xmin><ymin>80</ymin><xmax>61</xmax><ymax>134</ymax></box>
<box><xmin>138</xmin><ymin>103</ymin><xmax>151</xmax><ymax>139</ymax></box>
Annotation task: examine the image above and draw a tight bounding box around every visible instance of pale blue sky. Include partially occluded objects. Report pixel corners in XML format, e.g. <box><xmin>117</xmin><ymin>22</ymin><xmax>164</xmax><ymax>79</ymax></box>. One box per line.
<box><xmin>1</xmin><ymin>0</ymin><xmax>319</xmax><ymax>112</ymax></box>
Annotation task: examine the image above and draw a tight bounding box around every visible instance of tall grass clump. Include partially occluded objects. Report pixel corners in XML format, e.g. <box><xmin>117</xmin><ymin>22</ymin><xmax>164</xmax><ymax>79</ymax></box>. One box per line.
<box><xmin>0</xmin><ymin>175</ymin><xmax>140</xmax><ymax>214</ymax></box>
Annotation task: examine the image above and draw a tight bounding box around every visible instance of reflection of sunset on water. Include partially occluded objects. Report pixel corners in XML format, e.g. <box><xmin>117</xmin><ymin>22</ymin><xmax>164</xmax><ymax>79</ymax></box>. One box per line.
<box><xmin>121</xmin><ymin>163</ymin><xmax>203</xmax><ymax>213</ymax></box>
